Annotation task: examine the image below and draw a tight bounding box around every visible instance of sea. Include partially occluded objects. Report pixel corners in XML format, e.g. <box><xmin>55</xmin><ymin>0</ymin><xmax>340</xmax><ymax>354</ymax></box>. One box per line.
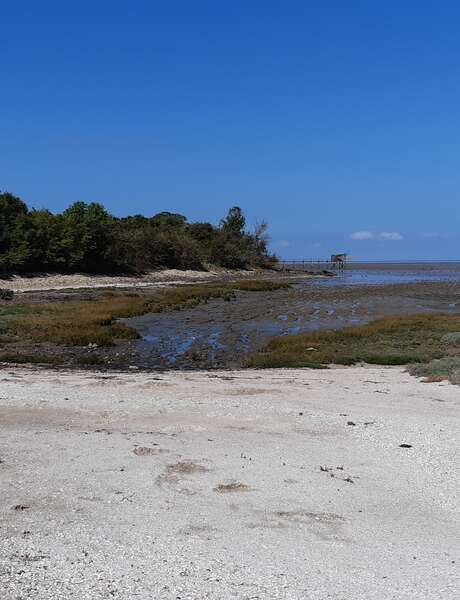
<box><xmin>311</xmin><ymin>261</ymin><xmax>460</xmax><ymax>286</ymax></box>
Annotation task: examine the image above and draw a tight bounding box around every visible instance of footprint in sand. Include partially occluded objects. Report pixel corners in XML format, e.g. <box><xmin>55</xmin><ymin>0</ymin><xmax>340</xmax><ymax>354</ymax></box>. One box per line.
<box><xmin>156</xmin><ymin>460</ymin><xmax>210</xmax><ymax>495</ymax></box>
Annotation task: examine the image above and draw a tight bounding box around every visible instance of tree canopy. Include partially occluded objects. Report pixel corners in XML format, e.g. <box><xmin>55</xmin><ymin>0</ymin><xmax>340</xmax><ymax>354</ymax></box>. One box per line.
<box><xmin>0</xmin><ymin>193</ymin><xmax>276</xmax><ymax>274</ymax></box>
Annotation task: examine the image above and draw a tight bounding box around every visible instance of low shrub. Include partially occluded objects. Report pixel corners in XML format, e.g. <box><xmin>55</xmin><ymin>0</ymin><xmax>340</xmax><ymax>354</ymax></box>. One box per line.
<box><xmin>0</xmin><ymin>289</ymin><xmax>14</xmax><ymax>301</ymax></box>
<box><xmin>77</xmin><ymin>354</ymin><xmax>105</xmax><ymax>366</ymax></box>
<box><xmin>408</xmin><ymin>356</ymin><xmax>460</xmax><ymax>381</ymax></box>
<box><xmin>440</xmin><ymin>332</ymin><xmax>460</xmax><ymax>347</ymax></box>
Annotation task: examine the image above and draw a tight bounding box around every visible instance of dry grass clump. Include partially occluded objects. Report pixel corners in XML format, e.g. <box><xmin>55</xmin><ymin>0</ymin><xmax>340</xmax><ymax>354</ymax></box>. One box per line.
<box><xmin>408</xmin><ymin>355</ymin><xmax>460</xmax><ymax>384</ymax></box>
<box><xmin>0</xmin><ymin>289</ymin><xmax>14</xmax><ymax>301</ymax></box>
<box><xmin>2</xmin><ymin>280</ymin><xmax>288</xmax><ymax>347</ymax></box>
<box><xmin>248</xmin><ymin>314</ymin><xmax>460</xmax><ymax>370</ymax></box>
<box><xmin>0</xmin><ymin>353</ymin><xmax>63</xmax><ymax>365</ymax></box>
<box><xmin>440</xmin><ymin>332</ymin><xmax>460</xmax><ymax>347</ymax></box>
<box><xmin>231</xmin><ymin>280</ymin><xmax>290</xmax><ymax>292</ymax></box>
<box><xmin>6</xmin><ymin>296</ymin><xmax>144</xmax><ymax>346</ymax></box>
<box><xmin>76</xmin><ymin>354</ymin><xmax>105</xmax><ymax>366</ymax></box>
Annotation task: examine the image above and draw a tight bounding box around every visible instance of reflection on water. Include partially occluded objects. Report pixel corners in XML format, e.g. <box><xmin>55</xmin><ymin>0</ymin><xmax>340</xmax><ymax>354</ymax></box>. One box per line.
<box><xmin>308</xmin><ymin>264</ymin><xmax>460</xmax><ymax>286</ymax></box>
<box><xmin>126</xmin><ymin>302</ymin><xmax>364</xmax><ymax>368</ymax></box>
<box><xmin>139</xmin><ymin>326</ymin><xmax>226</xmax><ymax>366</ymax></box>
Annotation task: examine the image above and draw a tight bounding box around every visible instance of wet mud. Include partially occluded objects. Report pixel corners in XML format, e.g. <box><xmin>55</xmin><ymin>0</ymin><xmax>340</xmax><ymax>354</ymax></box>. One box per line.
<box><xmin>122</xmin><ymin>278</ymin><xmax>460</xmax><ymax>369</ymax></box>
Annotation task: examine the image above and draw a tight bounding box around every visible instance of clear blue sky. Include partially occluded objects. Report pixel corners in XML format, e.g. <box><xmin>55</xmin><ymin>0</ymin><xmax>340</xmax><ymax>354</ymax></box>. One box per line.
<box><xmin>2</xmin><ymin>1</ymin><xmax>459</xmax><ymax>259</ymax></box>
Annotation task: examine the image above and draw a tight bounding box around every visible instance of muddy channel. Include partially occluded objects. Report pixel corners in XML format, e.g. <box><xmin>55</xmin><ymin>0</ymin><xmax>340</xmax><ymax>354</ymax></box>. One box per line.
<box><xmin>121</xmin><ymin>276</ymin><xmax>460</xmax><ymax>369</ymax></box>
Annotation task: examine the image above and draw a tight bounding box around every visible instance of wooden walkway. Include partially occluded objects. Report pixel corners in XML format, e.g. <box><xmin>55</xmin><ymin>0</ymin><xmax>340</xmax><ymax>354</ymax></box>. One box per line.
<box><xmin>279</xmin><ymin>259</ymin><xmax>346</xmax><ymax>272</ymax></box>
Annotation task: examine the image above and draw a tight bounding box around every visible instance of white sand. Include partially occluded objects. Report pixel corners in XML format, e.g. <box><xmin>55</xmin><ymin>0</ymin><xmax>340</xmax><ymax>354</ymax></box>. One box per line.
<box><xmin>0</xmin><ymin>269</ymin><xmax>261</xmax><ymax>293</ymax></box>
<box><xmin>0</xmin><ymin>365</ymin><xmax>458</xmax><ymax>599</ymax></box>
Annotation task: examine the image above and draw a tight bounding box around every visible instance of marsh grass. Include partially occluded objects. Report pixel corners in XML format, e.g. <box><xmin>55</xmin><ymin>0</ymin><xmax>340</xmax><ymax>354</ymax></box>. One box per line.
<box><xmin>440</xmin><ymin>332</ymin><xmax>460</xmax><ymax>347</ymax></box>
<box><xmin>408</xmin><ymin>355</ymin><xmax>460</xmax><ymax>383</ymax></box>
<box><xmin>230</xmin><ymin>280</ymin><xmax>290</xmax><ymax>292</ymax></box>
<box><xmin>248</xmin><ymin>314</ymin><xmax>460</xmax><ymax>375</ymax></box>
<box><xmin>0</xmin><ymin>353</ymin><xmax>64</xmax><ymax>365</ymax></box>
<box><xmin>2</xmin><ymin>280</ymin><xmax>289</xmax><ymax>347</ymax></box>
<box><xmin>76</xmin><ymin>354</ymin><xmax>105</xmax><ymax>366</ymax></box>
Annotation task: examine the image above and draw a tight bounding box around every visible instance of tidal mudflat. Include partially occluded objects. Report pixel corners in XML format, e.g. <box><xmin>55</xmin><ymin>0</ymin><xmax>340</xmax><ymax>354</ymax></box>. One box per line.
<box><xmin>1</xmin><ymin>270</ymin><xmax>460</xmax><ymax>371</ymax></box>
<box><xmin>124</xmin><ymin>278</ymin><xmax>460</xmax><ymax>369</ymax></box>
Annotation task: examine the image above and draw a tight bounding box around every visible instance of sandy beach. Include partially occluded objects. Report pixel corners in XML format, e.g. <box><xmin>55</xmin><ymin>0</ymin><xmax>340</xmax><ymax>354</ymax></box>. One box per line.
<box><xmin>0</xmin><ymin>269</ymin><xmax>279</xmax><ymax>293</ymax></box>
<box><xmin>0</xmin><ymin>365</ymin><xmax>458</xmax><ymax>599</ymax></box>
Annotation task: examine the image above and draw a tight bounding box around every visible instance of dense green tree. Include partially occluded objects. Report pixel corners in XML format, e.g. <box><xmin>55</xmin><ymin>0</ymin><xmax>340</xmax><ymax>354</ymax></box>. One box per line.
<box><xmin>59</xmin><ymin>202</ymin><xmax>114</xmax><ymax>271</ymax></box>
<box><xmin>0</xmin><ymin>193</ymin><xmax>276</xmax><ymax>274</ymax></box>
<box><xmin>0</xmin><ymin>192</ymin><xmax>31</xmax><ymax>272</ymax></box>
<box><xmin>25</xmin><ymin>210</ymin><xmax>64</xmax><ymax>270</ymax></box>
<box><xmin>219</xmin><ymin>206</ymin><xmax>246</xmax><ymax>238</ymax></box>
<box><xmin>0</xmin><ymin>192</ymin><xmax>27</xmax><ymax>235</ymax></box>
<box><xmin>150</xmin><ymin>212</ymin><xmax>187</xmax><ymax>229</ymax></box>
<box><xmin>210</xmin><ymin>234</ymin><xmax>248</xmax><ymax>269</ymax></box>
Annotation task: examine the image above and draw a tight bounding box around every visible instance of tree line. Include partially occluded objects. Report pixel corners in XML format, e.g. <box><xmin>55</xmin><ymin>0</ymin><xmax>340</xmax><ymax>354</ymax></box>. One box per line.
<box><xmin>0</xmin><ymin>192</ymin><xmax>276</xmax><ymax>274</ymax></box>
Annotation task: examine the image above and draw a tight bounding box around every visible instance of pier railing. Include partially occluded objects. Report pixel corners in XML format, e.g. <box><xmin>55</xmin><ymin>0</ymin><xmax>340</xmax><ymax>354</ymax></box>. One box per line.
<box><xmin>278</xmin><ymin>259</ymin><xmax>460</xmax><ymax>272</ymax></box>
<box><xmin>279</xmin><ymin>259</ymin><xmax>345</xmax><ymax>272</ymax></box>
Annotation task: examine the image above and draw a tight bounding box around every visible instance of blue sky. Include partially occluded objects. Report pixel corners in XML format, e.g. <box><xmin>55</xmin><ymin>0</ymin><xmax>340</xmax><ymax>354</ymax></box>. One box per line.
<box><xmin>1</xmin><ymin>1</ymin><xmax>459</xmax><ymax>259</ymax></box>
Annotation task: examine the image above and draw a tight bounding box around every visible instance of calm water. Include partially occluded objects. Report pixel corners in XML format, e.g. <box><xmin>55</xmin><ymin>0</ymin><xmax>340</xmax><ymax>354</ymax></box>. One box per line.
<box><xmin>310</xmin><ymin>262</ymin><xmax>460</xmax><ymax>286</ymax></box>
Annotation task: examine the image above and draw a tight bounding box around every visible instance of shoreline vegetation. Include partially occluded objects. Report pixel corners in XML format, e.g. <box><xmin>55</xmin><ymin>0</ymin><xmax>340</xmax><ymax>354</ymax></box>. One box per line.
<box><xmin>0</xmin><ymin>192</ymin><xmax>276</xmax><ymax>275</ymax></box>
<box><xmin>248</xmin><ymin>313</ymin><xmax>460</xmax><ymax>384</ymax></box>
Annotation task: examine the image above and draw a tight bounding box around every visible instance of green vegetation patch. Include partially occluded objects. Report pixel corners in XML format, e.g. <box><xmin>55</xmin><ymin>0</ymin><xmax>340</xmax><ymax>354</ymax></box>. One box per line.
<box><xmin>0</xmin><ymin>353</ymin><xmax>64</xmax><ymax>365</ymax></box>
<box><xmin>408</xmin><ymin>356</ymin><xmax>460</xmax><ymax>383</ymax></box>
<box><xmin>440</xmin><ymin>332</ymin><xmax>460</xmax><ymax>347</ymax></box>
<box><xmin>230</xmin><ymin>280</ymin><xmax>290</xmax><ymax>292</ymax></box>
<box><xmin>248</xmin><ymin>314</ymin><xmax>460</xmax><ymax>383</ymax></box>
<box><xmin>76</xmin><ymin>354</ymin><xmax>105</xmax><ymax>366</ymax></box>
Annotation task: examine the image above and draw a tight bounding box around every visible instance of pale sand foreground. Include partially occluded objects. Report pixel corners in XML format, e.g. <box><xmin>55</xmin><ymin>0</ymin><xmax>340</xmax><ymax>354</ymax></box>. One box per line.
<box><xmin>0</xmin><ymin>366</ymin><xmax>458</xmax><ymax>599</ymax></box>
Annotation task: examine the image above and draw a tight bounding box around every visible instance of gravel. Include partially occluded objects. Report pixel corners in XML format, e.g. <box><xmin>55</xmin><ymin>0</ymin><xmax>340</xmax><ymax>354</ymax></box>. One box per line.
<box><xmin>0</xmin><ymin>365</ymin><xmax>458</xmax><ymax>599</ymax></box>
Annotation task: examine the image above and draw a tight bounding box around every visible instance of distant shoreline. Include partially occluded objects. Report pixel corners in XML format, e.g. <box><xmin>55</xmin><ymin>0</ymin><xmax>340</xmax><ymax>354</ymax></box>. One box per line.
<box><xmin>339</xmin><ymin>260</ymin><xmax>460</xmax><ymax>269</ymax></box>
<box><xmin>0</xmin><ymin>268</ymin><xmax>308</xmax><ymax>293</ymax></box>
